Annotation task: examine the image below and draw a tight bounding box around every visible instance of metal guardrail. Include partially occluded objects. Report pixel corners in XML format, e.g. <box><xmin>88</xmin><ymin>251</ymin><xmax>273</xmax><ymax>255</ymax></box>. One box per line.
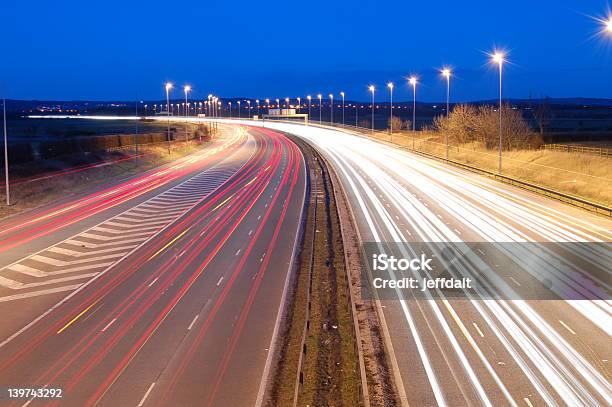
<box><xmin>541</xmin><ymin>143</ymin><xmax>612</xmax><ymax>157</ymax></box>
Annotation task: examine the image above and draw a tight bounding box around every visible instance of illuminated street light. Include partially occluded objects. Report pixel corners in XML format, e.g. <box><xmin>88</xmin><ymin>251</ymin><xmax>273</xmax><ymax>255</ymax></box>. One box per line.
<box><xmin>387</xmin><ymin>82</ymin><xmax>394</xmax><ymax>136</ymax></box>
<box><xmin>340</xmin><ymin>91</ymin><xmax>345</xmax><ymax>126</ymax></box>
<box><xmin>256</xmin><ymin>99</ymin><xmax>260</xmax><ymax>117</ymax></box>
<box><xmin>228</xmin><ymin>101</ymin><xmax>232</xmax><ymax>118</ymax></box>
<box><xmin>409</xmin><ymin>76</ymin><xmax>417</xmax><ymax>149</ymax></box>
<box><xmin>237</xmin><ymin>100</ymin><xmax>241</xmax><ymax>118</ymax></box>
<box><xmin>307</xmin><ymin>95</ymin><xmax>312</xmax><ymax>120</ymax></box>
<box><xmin>208</xmin><ymin>94</ymin><xmax>213</xmax><ymax>117</ymax></box>
<box><xmin>369</xmin><ymin>85</ymin><xmax>375</xmax><ymax>133</ymax></box>
<box><xmin>329</xmin><ymin>94</ymin><xmax>334</xmax><ymax>125</ymax></box>
<box><xmin>184</xmin><ymin>85</ymin><xmax>191</xmax><ymax>118</ymax></box>
<box><xmin>247</xmin><ymin>100</ymin><xmax>251</xmax><ymax>118</ymax></box>
<box><xmin>317</xmin><ymin>94</ymin><xmax>322</xmax><ymax>125</ymax></box>
<box><xmin>265</xmin><ymin>98</ymin><xmax>270</xmax><ymax>113</ymax></box>
<box><xmin>165</xmin><ymin>82</ymin><xmax>173</xmax><ymax>153</ymax></box>
<box><xmin>297</xmin><ymin>97</ymin><xmax>301</xmax><ymax>114</ymax></box>
<box><xmin>441</xmin><ymin>68</ymin><xmax>452</xmax><ymax>159</ymax></box>
<box><xmin>491</xmin><ymin>51</ymin><xmax>506</xmax><ymax>174</ymax></box>
<box><xmin>275</xmin><ymin>98</ymin><xmax>280</xmax><ymax>109</ymax></box>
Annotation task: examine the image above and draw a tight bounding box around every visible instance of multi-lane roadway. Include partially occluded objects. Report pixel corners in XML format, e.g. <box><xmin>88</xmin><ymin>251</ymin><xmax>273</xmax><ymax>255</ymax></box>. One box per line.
<box><xmin>218</xmin><ymin>119</ymin><xmax>611</xmax><ymax>407</ymax></box>
<box><xmin>0</xmin><ymin>125</ymin><xmax>306</xmax><ymax>406</ymax></box>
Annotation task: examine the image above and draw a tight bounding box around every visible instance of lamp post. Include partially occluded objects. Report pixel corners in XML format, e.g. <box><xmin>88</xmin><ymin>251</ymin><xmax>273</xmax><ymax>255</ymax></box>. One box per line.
<box><xmin>184</xmin><ymin>85</ymin><xmax>191</xmax><ymax>118</ymax></box>
<box><xmin>256</xmin><ymin>99</ymin><xmax>260</xmax><ymax>117</ymax></box>
<box><xmin>409</xmin><ymin>76</ymin><xmax>417</xmax><ymax>149</ymax></box>
<box><xmin>228</xmin><ymin>102</ymin><xmax>232</xmax><ymax>118</ymax></box>
<box><xmin>165</xmin><ymin>83</ymin><xmax>172</xmax><ymax>154</ymax></box>
<box><xmin>368</xmin><ymin>85</ymin><xmax>375</xmax><ymax>133</ymax></box>
<box><xmin>285</xmin><ymin>98</ymin><xmax>289</xmax><ymax>110</ymax></box>
<box><xmin>307</xmin><ymin>95</ymin><xmax>312</xmax><ymax>120</ymax></box>
<box><xmin>3</xmin><ymin>98</ymin><xmax>9</xmax><ymax>206</ymax></box>
<box><xmin>237</xmin><ymin>101</ymin><xmax>241</xmax><ymax>118</ymax></box>
<box><xmin>265</xmin><ymin>98</ymin><xmax>270</xmax><ymax>113</ymax></box>
<box><xmin>441</xmin><ymin>68</ymin><xmax>452</xmax><ymax>159</ymax></box>
<box><xmin>247</xmin><ymin>100</ymin><xmax>251</xmax><ymax>118</ymax></box>
<box><xmin>317</xmin><ymin>94</ymin><xmax>322</xmax><ymax>125</ymax></box>
<box><xmin>329</xmin><ymin>94</ymin><xmax>334</xmax><ymax>125</ymax></box>
<box><xmin>387</xmin><ymin>82</ymin><xmax>394</xmax><ymax>137</ymax></box>
<box><xmin>340</xmin><ymin>91</ymin><xmax>345</xmax><ymax>126</ymax></box>
<box><xmin>275</xmin><ymin>98</ymin><xmax>280</xmax><ymax>109</ymax></box>
<box><xmin>492</xmin><ymin>52</ymin><xmax>505</xmax><ymax>174</ymax></box>
<box><xmin>297</xmin><ymin>97</ymin><xmax>301</xmax><ymax>114</ymax></box>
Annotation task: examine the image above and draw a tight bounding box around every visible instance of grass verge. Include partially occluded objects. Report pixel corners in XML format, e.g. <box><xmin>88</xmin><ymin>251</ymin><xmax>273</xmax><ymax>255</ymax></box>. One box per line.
<box><xmin>266</xmin><ymin>136</ymin><xmax>361</xmax><ymax>406</ymax></box>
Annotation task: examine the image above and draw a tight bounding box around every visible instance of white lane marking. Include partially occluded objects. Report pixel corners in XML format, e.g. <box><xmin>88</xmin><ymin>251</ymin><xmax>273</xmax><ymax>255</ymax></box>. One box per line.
<box><xmin>559</xmin><ymin>320</ymin><xmax>576</xmax><ymax>335</ymax></box>
<box><xmin>509</xmin><ymin>276</ymin><xmax>521</xmax><ymax>286</ymax></box>
<box><xmin>101</xmin><ymin>318</ymin><xmax>117</xmax><ymax>332</ymax></box>
<box><xmin>0</xmin><ymin>273</ymin><xmax>98</xmax><ymax>290</ymax></box>
<box><xmin>0</xmin><ymin>285</ymin><xmax>81</xmax><ymax>302</ymax></box>
<box><xmin>235</xmin><ymin>249</ymin><xmax>241</xmax><ymax>256</ymax></box>
<box><xmin>9</xmin><ymin>262</ymin><xmax>113</xmax><ymax>278</ymax></box>
<box><xmin>524</xmin><ymin>397</ymin><xmax>534</xmax><ymax>407</ymax></box>
<box><xmin>64</xmin><ymin>237</ymin><xmax>148</xmax><ymax>249</ymax></box>
<box><xmin>248</xmin><ymin>230</ymin><xmax>253</xmax><ymax>236</ymax></box>
<box><xmin>148</xmin><ymin>277</ymin><xmax>159</xmax><ymax>287</ymax></box>
<box><xmin>188</xmin><ymin>314</ymin><xmax>199</xmax><ymax>330</ymax></box>
<box><xmin>30</xmin><ymin>252</ymin><xmax>127</xmax><ymax>267</ymax></box>
<box><xmin>138</xmin><ymin>382</ymin><xmax>156</xmax><ymax>407</ymax></box>
<box><xmin>473</xmin><ymin>322</ymin><xmax>485</xmax><ymax>338</ymax></box>
<box><xmin>216</xmin><ymin>277</ymin><xmax>224</xmax><ymax>286</ymax></box>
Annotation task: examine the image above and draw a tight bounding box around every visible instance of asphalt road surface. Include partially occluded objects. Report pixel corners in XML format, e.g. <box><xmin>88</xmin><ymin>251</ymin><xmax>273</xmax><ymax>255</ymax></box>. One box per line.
<box><xmin>218</xmin><ymin>120</ymin><xmax>611</xmax><ymax>407</ymax></box>
<box><xmin>0</xmin><ymin>125</ymin><xmax>306</xmax><ymax>406</ymax></box>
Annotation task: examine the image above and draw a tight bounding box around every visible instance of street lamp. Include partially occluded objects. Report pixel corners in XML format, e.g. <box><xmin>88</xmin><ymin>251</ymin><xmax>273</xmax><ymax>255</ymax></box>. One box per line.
<box><xmin>441</xmin><ymin>68</ymin><xmax>452</xmax><ymax>159</ymax></box>
<box><xmin>237</xmin><ymin>101</ymin><xmax>241</xmax><ymax>118</ymax></box>
<box><xmin>165</xmin><ymin>83</ymin><xmax>173</xmax><ymax>154</ymax></box>
<box><xmin>409</xmin><ymin>76</ymin><xmax>417</xmax><ymax>149</ymax></box>
<box><xmin>491</xmin><ymin>51</ymin><xmax>505</xmax><ymax>174</ymax></box>
<box><xmin>317</xmin><ymin>94</ymin><xmax>322</xmax><ymax>125</ymax></box>
<box><xmin>297</xmin><ymin>97</ymin><xmax>301</xmax><ymax>114</ymax></box>
<box><xmin>329</xmin><ymin>94</ymin><xmax>334</xmax><ymax>125</ymax></box>
<box><xmin>387</xmin><ymin>82</ymin><xmax>394</xmax><ymax>136</ymax></box>
<box><xmin>256</xmin><ymin>99</ymin><xmax>260</xmax><ymax>117</ymax></box>
<box><xmin>247</xmin><ymin>100</ymin><xmax>251</xmax><ymax>118</ymax></box>
<box><xmin>184</xmin><ymin>85</ymin><xmax>191</xmax><ymax>118</ymax></box>
<box><xmin>275</xmin><ymin>98</ymin><xmax>280</xmax><ymax>109</ymax></box>
<box><xmin>265</xmin><ymin>98</ymin><xmax>270</xmax><ymax>113</ymax></box>
<box><xmin>3</xmin><ymin>98</ymin><xmax>9</xmax><ymax>206</ymax></box>
<box><xmin>307</xmin><ymin>95</ymin><xmax>312</xmax><ymax>120</ymax></box>
<box><xmin>368</xmin><ymin>85</ymin><xmax>375</xmax><ymax>132</ymax></box>
<box><xmin>340</xmin><ymin>91</ymin><xmax>345</xmax><ymax>126</ymax></box>
<box><xmin>285</xmin><ymin>98</ymin><xmax>289</xmax><ymax>109</ymax></box>
<box><xmin>228</xmin><ymin>102</ymin><xmax>232</xmax><ymax>118</ymax></box>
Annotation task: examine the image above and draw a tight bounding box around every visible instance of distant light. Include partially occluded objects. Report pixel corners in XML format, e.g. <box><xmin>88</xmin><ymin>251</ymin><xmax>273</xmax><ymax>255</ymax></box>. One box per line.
<box><xmin>184</xmin><ymin>85</ymin><xmax>191</xmax><ymax>92</ymax></box>
<box><xmin>329</xmin><ymin>94</ymin><xmax>333</xmax><ymax>98</ymax></box>
<box><xmin>409</xmin><ymin>76</ymin><xmax>418</xmax><ymax>86</ymax></box>
<box><xmin>368</xmin><ymin>85</ymin><xmax>375</xmax><ymax>92</ymax></box>
<box><xmin>307</xmin><ymin>95</ymin><xmax>312</xmax><ymax>100</ymax></box>
<box><xmin>441</xmin><ymin>68</ymin><xmax>451</xmax><ymax>78</ymax></box>
<box><xmin>491</xmin><ymin>51</ymin><xmax>505</xmax><ymax>65</ymax></box>
<box><xmin>387</xmin><ymin>82</ymin><xmax>394</xmax><ymax>89</ymax></box>
<box><xmin>607</xmin><ymin>17</ymin><xmax>612</xmax><ymax>33</ymax></box>
<box><xmin>165</xmin><ymin>82</ymin><xmax>173</xmax><ymax>90</ymax></box>
<box><xmin>317</xmin><ymin>94</ymin><xmax>322</xmax><ymax>99</ymax></box>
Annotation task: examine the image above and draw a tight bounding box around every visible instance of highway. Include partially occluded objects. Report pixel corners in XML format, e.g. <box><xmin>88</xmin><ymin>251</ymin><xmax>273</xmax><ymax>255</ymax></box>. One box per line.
<box><xmin>0</xmin><ymin>125</ymin><xmax>306</xmax><ymax>406</ymax></box>
<box><xmin>217</xmin><ymin>120</ymin><xmax>611</xmax><ymax>407</ymax></box>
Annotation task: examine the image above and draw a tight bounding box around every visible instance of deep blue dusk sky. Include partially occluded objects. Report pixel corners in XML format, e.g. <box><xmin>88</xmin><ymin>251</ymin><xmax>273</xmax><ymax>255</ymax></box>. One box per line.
<box><xmin>0</xmin><ymin>0</ymin><xmax>610</xmax><ymax>102</ymax></box>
